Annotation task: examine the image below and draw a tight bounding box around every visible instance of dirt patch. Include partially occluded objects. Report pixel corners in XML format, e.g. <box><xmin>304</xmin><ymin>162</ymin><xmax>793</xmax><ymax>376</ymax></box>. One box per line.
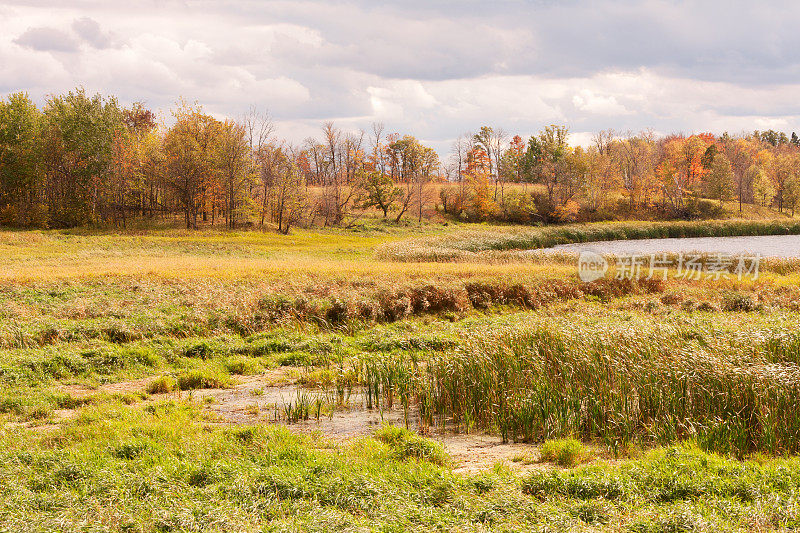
<box><xmin>440</xmin><ymin>434</ymin><xmax>551</xmax><ymax>474</ymax></box>
<box><xmin>57</xmin><ymin>376</ymin><xmax>154</xmax><ymax>398</ymax></box>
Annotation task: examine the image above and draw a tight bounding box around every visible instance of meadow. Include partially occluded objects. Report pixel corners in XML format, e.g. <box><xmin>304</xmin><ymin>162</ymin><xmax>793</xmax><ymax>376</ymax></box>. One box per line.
<box><xmin>2</xmin><ymin>219</ymin><xmax>800</xmax><ymax>531</ymax></box>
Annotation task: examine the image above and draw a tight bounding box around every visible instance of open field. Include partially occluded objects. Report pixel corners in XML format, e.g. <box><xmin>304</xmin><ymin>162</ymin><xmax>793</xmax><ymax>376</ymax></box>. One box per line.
<box><xmin>3</xmin><ymin>220</ymin><xmax>800</xmax><ymax>531</ymax></box>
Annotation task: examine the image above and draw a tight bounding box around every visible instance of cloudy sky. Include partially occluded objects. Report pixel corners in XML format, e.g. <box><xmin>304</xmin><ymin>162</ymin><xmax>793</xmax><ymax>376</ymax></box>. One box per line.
<box><xmin>2</xmin><ymin>0</ymin><xmax>800</xmax><ymax>152</ymax></box>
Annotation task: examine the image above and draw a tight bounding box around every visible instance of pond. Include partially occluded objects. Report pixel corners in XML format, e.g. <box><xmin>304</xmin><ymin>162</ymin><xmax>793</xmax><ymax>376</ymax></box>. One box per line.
<box><xmin>541</xmin><ymin>234</ymin><xmax>800</xmax><ymax>258</ymax></box>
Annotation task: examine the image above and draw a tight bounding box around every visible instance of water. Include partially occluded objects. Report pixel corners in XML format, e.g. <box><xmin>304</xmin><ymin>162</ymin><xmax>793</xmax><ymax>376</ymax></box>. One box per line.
<box><xmin>541</xmin><ymin>234</ymin><xmax>800</xmax><ymax>258</ymax></box>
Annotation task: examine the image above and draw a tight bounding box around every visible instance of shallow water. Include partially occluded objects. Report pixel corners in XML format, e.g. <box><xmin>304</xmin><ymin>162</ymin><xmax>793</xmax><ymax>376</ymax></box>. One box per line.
<box><xmin>541</xmin><ymin>234</ymin><xmax>800</xmax><ymax>258</ymax></box>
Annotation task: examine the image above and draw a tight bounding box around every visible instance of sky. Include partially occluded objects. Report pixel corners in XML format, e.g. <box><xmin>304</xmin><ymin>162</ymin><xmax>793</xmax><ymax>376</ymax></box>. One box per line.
<box><xmin>3</xmin><ymin>0</ymin><xmax>800</xmax><ymax>154</ymax></box>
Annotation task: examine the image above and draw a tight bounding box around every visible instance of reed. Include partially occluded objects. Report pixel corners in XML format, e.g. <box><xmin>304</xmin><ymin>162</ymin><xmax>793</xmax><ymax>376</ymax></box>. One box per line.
<box><xmin>411</xmin><ymin>319</ymin><xmax>800</xmax><ymax>456</ymax></box>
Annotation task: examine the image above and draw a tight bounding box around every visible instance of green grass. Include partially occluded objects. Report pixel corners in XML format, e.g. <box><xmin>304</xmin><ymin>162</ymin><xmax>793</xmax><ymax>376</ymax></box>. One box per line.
<box><xmin>540</xmin><ymin>438</ymin><xmax>590</xmax><ymax>467</ymax></box>
<box><xmin>1</xmin><ymin>401</ymin><xmax>799</xmax><ymax>531</ymax></box>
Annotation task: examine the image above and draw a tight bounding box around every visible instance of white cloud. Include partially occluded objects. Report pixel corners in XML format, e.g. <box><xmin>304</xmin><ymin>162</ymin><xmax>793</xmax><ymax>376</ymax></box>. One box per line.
<box><xmin>572</xmin><ymin>89</ymin><xmax>628</xmax><ymax>115</ymax></box>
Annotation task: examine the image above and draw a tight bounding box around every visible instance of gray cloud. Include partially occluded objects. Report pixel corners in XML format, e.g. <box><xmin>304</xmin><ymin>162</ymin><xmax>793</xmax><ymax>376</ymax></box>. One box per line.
<box><xmin>2</xmin><ymin>0</ymin><xmax>800</xmax><ymax>153</ymax></box>
<box><xmin>14</xmin><ymin>26</ymin><xmax>79</xmax><ymax>52</ymax></box>
<box><xmin>72</xmin><ymin>17</ymin><xmax>112</xmax><ymax>48</ymax></box>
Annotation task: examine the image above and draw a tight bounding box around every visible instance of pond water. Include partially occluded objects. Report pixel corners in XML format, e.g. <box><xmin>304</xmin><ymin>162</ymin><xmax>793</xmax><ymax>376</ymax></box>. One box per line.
<box><xmin>540</xmin><ymin>234</ymin><xmax>800</xmax><ymax>258</ymax></box>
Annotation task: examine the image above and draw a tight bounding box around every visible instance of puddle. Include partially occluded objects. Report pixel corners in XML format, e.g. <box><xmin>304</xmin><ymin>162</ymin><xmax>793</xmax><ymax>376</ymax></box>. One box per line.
<box><xmin>192</xmin><ymin>377</ymin><xmax>417</xmax><ymax>438</ymax></box>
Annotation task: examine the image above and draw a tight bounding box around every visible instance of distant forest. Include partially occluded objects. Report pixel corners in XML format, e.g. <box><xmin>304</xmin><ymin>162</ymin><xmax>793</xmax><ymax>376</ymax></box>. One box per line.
<box><xmin>1</xmin><ymin>89</ymin><xmax>799</xmax><ymax>231</ymax></box>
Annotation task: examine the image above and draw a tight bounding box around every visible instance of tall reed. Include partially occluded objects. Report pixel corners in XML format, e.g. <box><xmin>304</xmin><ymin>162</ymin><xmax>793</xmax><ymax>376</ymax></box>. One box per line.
<box><xmin>414</xmin><ymin>322</ymin><xmax>800</xmax><ymax>456</ymax></box>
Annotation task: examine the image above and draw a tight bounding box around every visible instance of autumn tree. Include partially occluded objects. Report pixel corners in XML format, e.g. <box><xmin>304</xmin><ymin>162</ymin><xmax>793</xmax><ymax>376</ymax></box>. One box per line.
<box><xmin>749</xmin><ymin>165</ymin><xmax>775</xmax><ymax>206</ymax></box>
<box><xmin>657</xmin><ymin>134</ymin><xmax>711</xmax><ymax>214</ymax></box>
<box><xmin>270</xmin><ymin>147</ymin><xmax>307</xmax><ymax>234</ymax></box>
<box><xmin>440</xmin><ymin>133</ymin><xmax>474</xmax><ymax>217</ymax></box>
<box><xmin>613</xmin><ymin>131</ymin><xmax>656</xmax><ymax>211</ymax></box>
<box><xmin>702</xmin><ymin>153</ymin><xmax>735</xmax><ymax>206</ymax></box>
<box><xmin>765</xmin><ymin>151</ymin><xmax>797</xmax><ymax>212</ymax></box>
<box><xmin>522</xmin><ymin>125</ymin><xmax>571</xmax><ymax>204</ymax></box>
<box><xmin>721</xmin><ymin>136</ymin><xmax>755</xmax><ymax>213</ymax></box>
<box><xmin>214</xmin><ymin>120</ymin><xmax>254</xmax><ymax>228</ymax></box>
<box><xmin>387</xmin><ymin>135</ymin><xmax>438</xmax><ymax>222</ymax></box>
<box><xmin>163</xmin><ymin>101</ymin><xmax>217</xmax><ymax>229</ymax></box>
<box><xmin>583</xmin><ymin>144</ymin><xmax>621</xmax><ymax>213</ymax></box>
<box><xmin>522</xmin><ymin>125</ymin><xmax>585</xmax><ymax>221</ymax></box>
<box><xmin>355</xmin><ymin>169</ymin><xmax>402</xmax><ymax>217</ymax></box>
<box><xmin>315</xmin><ymin>122</ymin><xmax>365</xmax><ymax>226</ymax></box>
<box><xmin>473</xmin><ymin>125</ymin><xmax>508</xmax><ymax>201</ymax></box>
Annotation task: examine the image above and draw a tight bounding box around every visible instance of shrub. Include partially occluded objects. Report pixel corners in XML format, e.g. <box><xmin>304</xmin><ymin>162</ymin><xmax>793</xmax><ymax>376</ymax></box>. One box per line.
<box><xmin>721</xmin><ymin>291</ymin><xmax>757</xmax><ymax>312</ymax></box>
<box><xmin>374</xmin><ymin>424</ymin><xmax>414</xmax><ymax>446</ymax></box>
<box><xmin>111</xmin><ymin>441</ymin><xmax>149</xmax><ymax>460</ymax></box>
<box><xmin>696</xmin><ymin>301</ymin><xmax>719</xmax><ymax>312</ymax></box>
<box><xmin>177</xmin><ymin>369</ymin><xmax>230</xmax><ymax>390</ymax></box>
<box><xmin>572</xmin><ymin>501</ymin><xmax>611</xmax><ymax>525</ymax></box>
<box><xmin>181</xmin><ymin>339</ymin><xmax>227</xmax><ymax>359</ymax></box>
<box><xmin>223</xmin><ymin>357</ymin><xmax>262</xmax><ymax>375</ymax></box>
<box><xmin>394</xmin><ymin>435</ymin><xmax>449</xmax><ymax>466</ymax></box>
<box><xmin>540</xmin><ymin>438</ymin><xmax>589</xmax><ymax>467</ymax></box>
<box><xmin>661</xmin><ymin>292</ymin><xmax>683</xmax><ymax>306</ymax></box>
<box><xmin>373</xmin><ymin>425</ymin><xmax>448</xmax><ymax>466</ymax></box>
<box><xmin>146</xmin><ymin>376</ymin><xmax>176</xmax><ymax>394</ymax></box>
<box><xmin>521</xmin><ymin>472</ymin><xmax>564</xmax><ymax>500</ymax></box>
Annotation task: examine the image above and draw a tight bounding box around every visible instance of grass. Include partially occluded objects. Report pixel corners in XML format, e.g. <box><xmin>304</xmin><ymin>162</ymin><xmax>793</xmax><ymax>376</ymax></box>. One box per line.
<box><xmin>1</xmin><ymin>222</ymin><xmax>800</xmax><ymax>529</ymax></box>
<box><xmin>0</xmin><ymin>400</ymin><xmax>798</xmax><ymax>531</ymax></box>
<box><xmin>177</xmin><ymin>368</ymin><xmax>232</xmax><ymax>390</ymax></box>
<box><xmin>540</xmin><ymin>438</ymin><xmax>590</xmax><ymax>467</ymax></box>
<box><xmin>146</xmin><ymin>375</ymin><xmax>177</xmax><ymax>394</ymax></box>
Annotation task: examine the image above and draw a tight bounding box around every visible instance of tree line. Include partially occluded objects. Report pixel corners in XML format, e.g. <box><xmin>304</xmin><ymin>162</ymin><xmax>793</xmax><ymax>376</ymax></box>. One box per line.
<box><xmin>2</xmin><ymin>89</ymin><xmax>800</xmax><ymax>230</ymax></box>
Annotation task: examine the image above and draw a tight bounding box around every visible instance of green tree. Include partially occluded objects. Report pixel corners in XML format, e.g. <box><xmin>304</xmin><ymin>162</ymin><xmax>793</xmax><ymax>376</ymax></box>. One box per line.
<box><xmin>214</xmin><ymin>120</ymin><xmax>254</xmax><ymax>228</ymax></box>
<box><xmin>0</xmin><ymin>93</ymin><xmax>46</xmax><ymax>226</ymax></box>
<box><xmin>522</xmin><ymin>125</ymin><xmax>571</xmax><ymax>205</ymax></box>
<box><xmin>42</xmin><ymin>88</ymin><xmax>124</xmax><ymax>227</ymax></box>
<box><xmin>783</xmin><ymin>173</ymin><xmax>800</xmax><ymax>216</ymax></box>
<box><xmin>355</xmin><ymin>169</ymin><xmax>402</xmax><ymax>218</ymax></box>
<box><xmin>163</xmin><ymin>101</ymin><xmax>217</xmax><ymax>229</ymax></box>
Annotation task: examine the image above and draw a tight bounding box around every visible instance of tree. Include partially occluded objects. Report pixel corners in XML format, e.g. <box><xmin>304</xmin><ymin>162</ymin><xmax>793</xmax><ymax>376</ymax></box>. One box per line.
<box><xmin>656</xmin><ymin>134</ymin><xmax>711</xmax><ymax>214</ymax></box>
<box><xmin>316</xmin><ymin>122</ymin><xmax>365</xmax><ymax>226</ymax></box>
<box><xmin>42</xmin><ymin>88</ymin><xmax>124</xmax><ymax>227</ymax></box>
<box><xmin>0</xmin><ymin>92</ymin><xmax>45</xmax><ymax>226</ymax></box>
<box><xmin>522</xmin><ymin>124</ymin><xmax>571</xmax><ymax>205</ymax></box>
<box><xmin>108</xmin><ymin>102</ymin><xmax>159</xmax><ymax>227</ymax></box>
<box><xmin>721</xmin><ymin>137</ymin><xmax>755</xmax><ymax>213</ymax></box>
<box><xmin>613</xmin><ymin>131</ymin><xmax>656</xmax><ymax>211</ymax></box>
<box><xmin>355</xmin><ymin>169</ymin><xmax>402</xmax><ymax>217</ymax></box>
<box><xmin>703</xmin><ymin>153</ymin><xmax>735</xmax><ymax>206</ymax></box>
<box><xmin>766</xmin><ymin>152</ymin><xmax>796</xmax><ymax>212</ymax></box>
<box><xmin>163</xmin><ymin>101</ymin><xmax>217</xmax><ymax>229</ymax></box>
<box><xmin>783</xmin><ymin>173</ymin><xmax>800</xmax><ymax>216</ymax></box>
<box><xmin>386</xmin><ymin>135</ymin><xmax>438</xmax><ymax>222</ymax></box>
<box><xmin>473</xmin><ymin>126</ymin><xmax>508</xmax><ymax>201</ymax></box>
<box><xmin>214</xmin><ymin>120</ymin><xmax>254</xmax><ymax>228</ymax></box>
<box><xmin>583</xmin><ymin>145</ymin><xmax>620</xmax><ymax>213</ymax></box>
<box><xmin>749</xmin><ymin>165</ymin><xmax>775</xmax><ymax>207</ymax></box>
<box><xmin>271</xmin><ymin>147</ymin><xmax>307</xmax><ymax>234</ymax></box>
